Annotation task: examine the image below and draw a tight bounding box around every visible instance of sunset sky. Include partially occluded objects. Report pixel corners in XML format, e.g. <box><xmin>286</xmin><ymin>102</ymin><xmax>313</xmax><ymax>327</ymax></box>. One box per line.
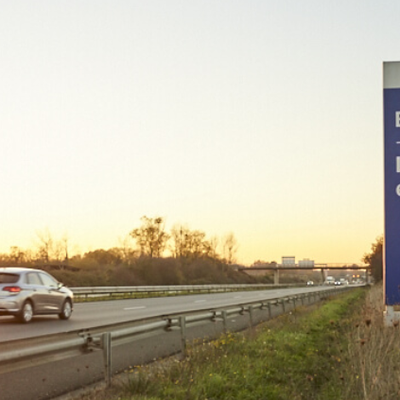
<box><xmin>0</xmin><ymin>1</ymin><xmax>396</xmax><ymax>265</ymax></box>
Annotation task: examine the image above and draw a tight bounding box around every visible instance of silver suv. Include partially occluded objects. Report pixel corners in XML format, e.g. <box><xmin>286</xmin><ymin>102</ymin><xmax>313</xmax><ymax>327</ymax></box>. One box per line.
<box><xmin>0</xmin><ymin>267</ymin><xmax>73</xmax><ymax>323</ymax></box>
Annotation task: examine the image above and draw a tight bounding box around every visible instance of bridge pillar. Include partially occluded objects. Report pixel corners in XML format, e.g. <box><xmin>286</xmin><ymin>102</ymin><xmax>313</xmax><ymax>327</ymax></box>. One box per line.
<box><xmin>274</xmin><ymin>269</ymin><xmax>279</xmax><ymax>285</ymax></box>
<box><xmin>321</xmin><ymin>269</ymin><xmax>326</xmax><ymax>283</ymax></box>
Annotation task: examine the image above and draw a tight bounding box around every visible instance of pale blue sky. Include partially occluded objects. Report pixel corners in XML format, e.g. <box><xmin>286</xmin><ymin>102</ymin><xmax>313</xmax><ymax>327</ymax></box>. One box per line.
<box><xmin>0</xmin><ymin>1</ymin><xmax>395</xmax><ymax>264</ymax></box>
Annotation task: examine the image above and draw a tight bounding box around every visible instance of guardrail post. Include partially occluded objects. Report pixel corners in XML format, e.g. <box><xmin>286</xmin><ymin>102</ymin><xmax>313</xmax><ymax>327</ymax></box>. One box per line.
<box><xmin>248</xmin><ymin>306</ymin><xmax>254</xmax><ymax>328</ymax></box>
<box><xmin>221</xmin><ymin>310</ymin><xmax>228</xmax><ymax>334</ymax></box>
<box><xmin>101</xmin><ymin>332</ymin><xmax>112</xmax><ymax>387</ymax></box>
<box><xmin>267</xmin><ymin>302</ymin><xmax>272</xmax><ymax>319</ymax></box>
<box><xmin>179</xmin><ymin>316</ymin><xmax>187</xmax><ymax>357</ymax></box>
<box><xmin>281</xmin><ymin>299</ymin><xmax>286</xmax><ymax>313</ymax></box>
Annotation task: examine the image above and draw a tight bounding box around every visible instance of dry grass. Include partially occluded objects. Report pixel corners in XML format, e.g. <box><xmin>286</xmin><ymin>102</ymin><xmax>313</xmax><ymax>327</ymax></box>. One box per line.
<box><xmin>344</xmin><ymin>283</ymin><xmax>400</xmax><ymax>400</ymax></box>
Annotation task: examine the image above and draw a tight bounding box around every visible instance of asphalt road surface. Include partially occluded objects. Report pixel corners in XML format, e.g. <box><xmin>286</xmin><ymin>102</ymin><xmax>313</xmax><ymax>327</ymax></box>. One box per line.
<box><xmin>0</xmin><ymin>285</ymin><xmax>339</xmax><ymax>342</ymax></box>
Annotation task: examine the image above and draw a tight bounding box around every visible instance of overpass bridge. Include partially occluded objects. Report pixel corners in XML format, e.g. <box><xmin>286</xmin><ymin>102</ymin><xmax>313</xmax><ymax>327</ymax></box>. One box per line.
<box><xmin>239</xmin><ymin>264</ymin><xmax>370</xmax><ymax>285</ymax></box>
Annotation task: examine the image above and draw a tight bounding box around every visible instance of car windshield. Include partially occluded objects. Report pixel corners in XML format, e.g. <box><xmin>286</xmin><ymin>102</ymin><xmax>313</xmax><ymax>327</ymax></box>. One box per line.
<box><xmin>0</xmin><ymin>273</ymin><xmax>19</xmax><ymax>284</ymax></box>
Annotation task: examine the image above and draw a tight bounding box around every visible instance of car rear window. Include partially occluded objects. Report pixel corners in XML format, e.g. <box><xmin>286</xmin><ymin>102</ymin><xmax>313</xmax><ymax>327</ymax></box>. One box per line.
<box><xmin>0</xmin><ymin>273</ymin><xmax>19</xmax><ymax>284</ymax></box>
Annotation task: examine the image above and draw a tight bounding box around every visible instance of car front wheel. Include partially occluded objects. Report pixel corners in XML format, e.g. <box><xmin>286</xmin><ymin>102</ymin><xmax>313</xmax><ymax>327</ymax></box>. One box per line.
<box><xmin>17</xmin><ymin>301</ymin><xmax>34</xmax><ymax>323</ymax></box>
<box><xmin>59</xmin><ymin>299</ymin><xmax>72</xmax><ymax>320</ymax></box>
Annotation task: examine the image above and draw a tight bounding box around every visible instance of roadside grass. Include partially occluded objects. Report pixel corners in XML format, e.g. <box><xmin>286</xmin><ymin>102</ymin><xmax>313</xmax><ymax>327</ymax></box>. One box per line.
<box><xmin>95</xmin><ymin>288</ymin><xmax>366</xmax><ymax>400</ymax></box>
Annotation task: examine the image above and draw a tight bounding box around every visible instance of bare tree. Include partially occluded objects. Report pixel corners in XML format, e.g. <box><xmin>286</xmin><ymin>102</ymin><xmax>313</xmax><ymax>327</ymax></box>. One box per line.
<box><xmin>60</xmin><ymin>234</ymin><xmax>70</xmax><ymax>262</ymax></box>
<box><xmin>130</xmin><ymin>216</ymin><xmax>169</xmax><ymax>258</ymax></box>
<box><xmin>9</xmin><ymin>246</ymin><xmax>31</xmax><ymax>263</ymax></box>
<box><xmin>222</xmin><ymin>232</ymin><xmax>238</xmax><ymax>265</ymax></box>
<box><xmin>171</xmin><ymin>224</ymin><xmax>216</xmax><ymax>259</ymax></box>
<box><xmin>118</xmin><ymin>234</ymin><xmax>137</xmax><ymax>263</ymax></box>
<box><xmin>35</xmin><ymin>228</ymin><xmax>54</xmax><ymax>263</ymax></box>
<box><xmin>34</xmin><ymin>230</ymin><xmax>72</xmax><ymax>263</ymax></box>
<box><xmin>208</xmin><ymin>236</ymin><xmax>220</xmax><ymax>259</ymax></box>
<box><xmin>170</xmin><ymin>224</ymin><xmax>187</xmax><ymax>258</ymax></box>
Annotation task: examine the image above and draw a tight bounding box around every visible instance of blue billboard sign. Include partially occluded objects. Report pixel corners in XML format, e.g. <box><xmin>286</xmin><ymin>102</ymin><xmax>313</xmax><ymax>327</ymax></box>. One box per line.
<box><xmin>384</xmin><ymin>62</ymin><xmax>400</xmax><ymax>305</ymax></box>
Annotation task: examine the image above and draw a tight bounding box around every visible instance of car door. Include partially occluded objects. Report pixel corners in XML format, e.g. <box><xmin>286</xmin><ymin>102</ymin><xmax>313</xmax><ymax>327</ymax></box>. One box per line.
<box><xmin>38</xmin><ymin>272</ymin><xmax>64</xmax><ymax>312</ymax></box>
<box><xmin>24</xmin><ymin>272</ymin><xmax>48</xmax><ymax>313</ymax></box>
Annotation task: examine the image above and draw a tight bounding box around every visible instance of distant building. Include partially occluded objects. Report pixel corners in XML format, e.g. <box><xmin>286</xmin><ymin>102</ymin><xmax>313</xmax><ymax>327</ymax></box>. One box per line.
<box><xmin>282</xmin><ymin>256</ymin><xmax>295</xmax><ymax>267</ymax></box>
<box><xmin>299</xmin><ymin>259</ymin><xmax>315</xmax><ymax>268</ymax></box>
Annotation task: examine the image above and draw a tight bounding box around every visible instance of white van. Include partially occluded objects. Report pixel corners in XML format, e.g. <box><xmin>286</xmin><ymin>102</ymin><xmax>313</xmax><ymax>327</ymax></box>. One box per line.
<box><xmin>324</xmin><ymin>276</ymin><xmax>335</xmax><ymax>285</ymax></box>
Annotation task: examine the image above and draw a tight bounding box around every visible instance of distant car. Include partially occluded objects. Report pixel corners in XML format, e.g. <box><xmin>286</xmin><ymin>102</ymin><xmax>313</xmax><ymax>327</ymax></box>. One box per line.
<box><xmin>0</xmin><ymin>267</ymin><xmax>73</xmax><ymax>323</ymax></box>
<box><xmin>334</xmin><ymin>280</ymin><xmax>341</xmax><ymax>286</ymax></box>
<box><xmin>324</xmin><ymin>276</ymin><xmax>335</xmax><ymax>285</ymax></box>
<box><xmin>306</xmin><ymin>281</ymin><xmax>314</xmax><ymax>286</ymax></box>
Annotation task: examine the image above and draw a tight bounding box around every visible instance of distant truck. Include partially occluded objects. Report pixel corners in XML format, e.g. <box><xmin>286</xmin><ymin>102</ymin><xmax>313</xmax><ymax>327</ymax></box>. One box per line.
<box><xmin>324</xmin><ymin>276</ymin><xmax>335</xmax><ymax>285</ymax></box>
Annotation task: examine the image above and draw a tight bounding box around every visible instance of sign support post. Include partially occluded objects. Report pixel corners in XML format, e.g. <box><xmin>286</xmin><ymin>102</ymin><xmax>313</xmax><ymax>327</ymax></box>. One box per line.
<box><xmin>383</xmin><ymin>61</ymin><xmax>400</xmax><ymax>325</ymax></box>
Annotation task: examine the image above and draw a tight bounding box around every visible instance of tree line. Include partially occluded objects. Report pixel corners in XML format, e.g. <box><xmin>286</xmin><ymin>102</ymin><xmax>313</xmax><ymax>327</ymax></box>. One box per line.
<box><xmin>0</xmin><ymin>216</ymin><xmax>239</xmax><ymax>266</ymax></box>
<box><xmin>0</xmin><ymin>216</ymin><xmax>252</xmax><ymax>287</ymax></box>
<box><xmin>0</xmin><ymin>217</ymin><xmax>384</xmax><ymax>286</ymax></box>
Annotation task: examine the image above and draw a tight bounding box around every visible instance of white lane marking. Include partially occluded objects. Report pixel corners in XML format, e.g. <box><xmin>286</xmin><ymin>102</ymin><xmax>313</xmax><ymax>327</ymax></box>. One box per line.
<box><xmin>195</xmin><ymin>300</ymin><xmax>207</xmax><ymax>303</ymax></box>
<box><xmin>124</xmin><ymin>306</ymin><xmax>146</xmax><ymax>311</ymax></box>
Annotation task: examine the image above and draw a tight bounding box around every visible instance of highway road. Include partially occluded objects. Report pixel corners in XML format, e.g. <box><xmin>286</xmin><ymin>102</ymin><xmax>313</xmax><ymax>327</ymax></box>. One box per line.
<box><xmin>0</xmin><ymin>285</ymin><xmax>355</xmax><ymax>400</ymax></box>
<box><xmin>0</xmin><ymin>285</ymin><xmax>340</xmax><ymax>342</ymax></box>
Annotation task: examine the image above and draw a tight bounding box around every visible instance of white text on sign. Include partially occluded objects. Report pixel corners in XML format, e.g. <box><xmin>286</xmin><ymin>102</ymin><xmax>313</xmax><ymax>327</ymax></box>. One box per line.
<box><xmin>396</xmin><ymin>111</ymin><xmax>400</xmax><ymax>127</ymax></box>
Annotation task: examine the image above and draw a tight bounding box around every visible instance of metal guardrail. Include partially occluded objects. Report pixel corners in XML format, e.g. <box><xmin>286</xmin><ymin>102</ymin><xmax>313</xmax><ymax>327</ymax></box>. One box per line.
<box><xmin>0</xmin><ymin>285</ymin><xmax>352</xmax><ymax>387</ymax></box>
<box><xmin>70</xmin><ymin>283</ymin><xmax>283</xmax><ymax>300</ymax></box>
